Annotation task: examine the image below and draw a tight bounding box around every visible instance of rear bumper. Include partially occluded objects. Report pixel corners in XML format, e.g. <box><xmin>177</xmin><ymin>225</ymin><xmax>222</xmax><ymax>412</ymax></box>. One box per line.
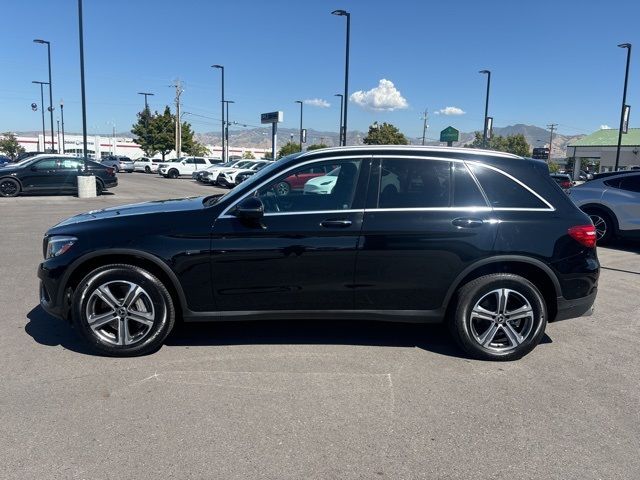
<box><xmin>553</xmin><ymin>290</ymin><xmax>597</xmax><ymax>322</ymax></box>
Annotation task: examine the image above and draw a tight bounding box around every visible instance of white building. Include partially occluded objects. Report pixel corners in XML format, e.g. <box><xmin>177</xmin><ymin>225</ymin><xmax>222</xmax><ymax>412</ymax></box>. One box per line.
<box><xmin>16</xmin><ymin>133</ymin><xmax>269</xmax><ymax>160</ymax></box>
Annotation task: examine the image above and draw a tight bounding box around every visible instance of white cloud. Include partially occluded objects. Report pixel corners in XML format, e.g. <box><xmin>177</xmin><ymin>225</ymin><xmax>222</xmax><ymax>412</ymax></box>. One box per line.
<box><xmin>304</xmin><ymin>98</ymin><xmax>330</xmax><ymax>108</ymax></box>
<box><xmin>349</xmin><ymin>79</ymin><xmax>409</xmax><ymax>111</ymax></box>
<box><xmin>600</xmin><ymin>124</ymin><xmax>611</xmax><ymax>130</ymax></box>
<box><xmin>434</xmin><ymin>106</ymin><xmax>466</xmax><ymax>116</ymax></box>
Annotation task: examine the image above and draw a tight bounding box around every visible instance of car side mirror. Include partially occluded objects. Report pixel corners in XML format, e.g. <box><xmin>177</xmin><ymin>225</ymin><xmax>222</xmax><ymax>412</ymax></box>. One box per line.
<box><xmin>234</xmin><ymin>196</ymin><xmax>264</xmax><ymax>220</ymax></box>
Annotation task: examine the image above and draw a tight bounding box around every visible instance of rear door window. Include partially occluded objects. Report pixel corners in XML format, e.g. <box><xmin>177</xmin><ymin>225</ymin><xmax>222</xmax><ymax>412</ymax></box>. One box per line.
<box><xmin>378</xmin><ymin>158</ymin><xmax>451</xmax><ymax>208</ymax></box>
<box><xmin>468</xmin><ymin>164</ymin><xmax>549</xmax><ymax>209</ymax></box>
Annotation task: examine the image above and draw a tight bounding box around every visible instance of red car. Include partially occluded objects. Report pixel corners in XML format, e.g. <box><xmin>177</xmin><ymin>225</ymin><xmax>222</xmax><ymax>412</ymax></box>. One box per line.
<box><xmin>273</xmin><ymin>165</ymin><xmax>334</xmax><ymax>195</ymax></box>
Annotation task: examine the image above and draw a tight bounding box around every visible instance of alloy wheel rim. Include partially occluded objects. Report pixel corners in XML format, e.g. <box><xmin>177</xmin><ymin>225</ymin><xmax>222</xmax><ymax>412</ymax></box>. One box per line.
<box><xmin>469</xmin><ymin>288</ymin><xmax>535</xmax><ymax>353</ymax></box>
<box><xmin>1</xmin><ymin>180</ymin><xmax>17</xmax><ymax>195</ymax></box>
<box><xmin>589</xmin><ymin>215</ymin><xmax>607</xmax><ymax>240</ymax></box>
<box><xmin>85</xmin><ymin>280</ymin><xmax>156</xmax><ymax>346</ymax></box>
<box><xmin>275</xmin><ymin>182</ymin><xmax>289</xmax><ymax>196</ymax></box>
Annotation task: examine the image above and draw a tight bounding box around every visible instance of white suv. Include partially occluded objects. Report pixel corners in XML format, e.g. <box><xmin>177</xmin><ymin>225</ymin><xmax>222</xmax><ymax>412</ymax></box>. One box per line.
<box><xmin>133</xmin><ymin>157</ymin><xmax>163</xmax><ymax>173</ymax></box>
<box><xmin>158</xmin><ymin>157</ymin><xmax>218</xmax><ymax>178</ymax></box>
<box><xmin>218</xmin><ymin>160</ymin><xmax>271</xmax><ymax>188</ymax></box>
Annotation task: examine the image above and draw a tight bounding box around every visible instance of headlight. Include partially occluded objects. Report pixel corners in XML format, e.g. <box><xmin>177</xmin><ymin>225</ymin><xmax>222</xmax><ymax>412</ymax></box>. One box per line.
<box><xmin>45</xmin><ymin>236</ymin><xmax>77</xmax><ymax>259</ymax></box>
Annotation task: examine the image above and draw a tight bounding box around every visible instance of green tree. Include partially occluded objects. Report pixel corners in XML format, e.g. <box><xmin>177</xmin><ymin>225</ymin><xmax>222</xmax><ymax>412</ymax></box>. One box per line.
<box><xmin>0</xmin><ymin>132</ymin><xmax>25</xmax><ymax>159</ymax></box>
<box><xmin>464</xmin><ymin>131</ymin><xmax>530</xmax><ymax>157</ymax></box>
<box><xmin>242</xmin><ymin>150</ymin><xmax>256</xmax><ymax>159</ymax></box>
<box><xmin>547</xmin><ymin>161</ymin><xmax>561</xmax><ymax>173</ymax></box>
<box><xmin>277</xmin><ymin>141</ymin><xmax>301</xmax><ymax>158</ymax></box>
<box><xmin>363</xmin><ymin>122</ymin><xmax>409</xmax><ymax>145</ymax></box>
<box><xmin>263</xmin><ymin>151</ymin><xmax>273</xmax><ymax>160</ymax></box>
<box><xmin>131</xmin><ymin>108</ymin><xmax>157</xmax><ymax>157</ymax></box>
<box><xmin>306</xmin><ymin>143</ymin><xmax>328</xmax><ymax>151</ymax></box>
<box><xmin>149</xmin><ymin>106</ymin><xmax>175</xmax><ymax>160</ymax></box>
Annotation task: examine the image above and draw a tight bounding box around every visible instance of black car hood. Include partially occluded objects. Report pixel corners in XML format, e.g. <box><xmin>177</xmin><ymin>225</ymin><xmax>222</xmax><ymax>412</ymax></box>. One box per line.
<box><xmin>54</xmin><ymin>196</ymin><xmax>206</xmax><ymax>227</ymax></box>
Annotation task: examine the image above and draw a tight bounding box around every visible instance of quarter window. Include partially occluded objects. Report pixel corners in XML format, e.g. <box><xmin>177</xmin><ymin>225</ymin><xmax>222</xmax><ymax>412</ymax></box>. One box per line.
<box><xmin>378</xmin><ymin>159</ymin><xmax>451</xmax><ymax>208</ymax></box>
<box><xmin>256</xmin><ymin>160</ymin><xmax>362</xmax><ymax>213</ymax></box>
<box><xmin>468</xmin><ymin>164</ymin><xmax>548</xmax><ymax>209</ymax></box>
<box><xmin>608</xmin><ymin>175</ymin><xmax>640</xmax><ymax>193</ymax></box>
<box><xmin>453</xmin><ymin>163</ymin><xmax>487</xmax><ymax>207</ymax></box>
<box><xmin>59</xmin><ymin>159</ymin><xmax>82</xmax><ymax>169</ymax></box>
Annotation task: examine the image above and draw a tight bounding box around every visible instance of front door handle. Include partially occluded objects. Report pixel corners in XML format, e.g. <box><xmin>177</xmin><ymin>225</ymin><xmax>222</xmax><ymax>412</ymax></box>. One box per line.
<box><xmin>320</xmin><ymin>219</ymin><xmax>352</xmax><ymax>228</ymax></box>
<box><xmin>452</xmin><ymin>217</ymin><xmax>484</xmax><ymax>228</ymax></box>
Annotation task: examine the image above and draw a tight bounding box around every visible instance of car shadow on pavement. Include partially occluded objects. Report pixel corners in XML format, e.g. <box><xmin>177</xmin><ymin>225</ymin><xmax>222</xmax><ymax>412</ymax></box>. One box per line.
<box><xmin>604</xmin><ymin>239</ymin><xmax>640</xmax><ymax>254</ymax></box>
<box><xmin>26</xmin><ymin>305</ymin><xmax>552</xmax><ymax>359</ymax></box>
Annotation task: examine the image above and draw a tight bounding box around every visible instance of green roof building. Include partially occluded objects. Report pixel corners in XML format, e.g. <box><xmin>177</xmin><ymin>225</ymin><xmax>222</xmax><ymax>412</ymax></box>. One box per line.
<box><xmin>567</xmin><ymin>128</ymin><xmax>640</xmax><ymax>172</ymax></box>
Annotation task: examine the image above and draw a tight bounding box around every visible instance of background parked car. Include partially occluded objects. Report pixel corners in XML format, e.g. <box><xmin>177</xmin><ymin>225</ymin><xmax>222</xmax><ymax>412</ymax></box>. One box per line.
<box><xmin>570</xmin><ymin>171</ymin><xmax>640</xmax><ymax>243</ymax></box>
<box><xmin>203</xmin><ymin>160</ymin><xmax>255</xmax><ymax>185</ymax></box>
<box><xmin>100</xmin><ymin>155</ymin><xmax>134</xmax><ymax>173</ymax></box>
<box><xmin>158</xmin><ymin>157</ymin><xmax>218</xmax><ymax>178</ymax></box>
<box><xmin>217</xmin><ymin>160</ymin><xmax>271</xmax><ymax>188</ymax></box>
<box><xmin>550</xmin><ymin>173</ymin><xmax>573</xmax><ymax>194</ymax></box>
<box><xmin>0</xmin><ymin>154</ymin><xmax>117</xmax><ymax>197</ymax></box>
<box><xmin>0</xmin><ymin>155</ymin><xmax>11</xmax><ymax>165</ymax></box>
<box><xmin>133</xmin><ymin>157</ymin><xmax>163</xmax><ymax>173</ymax></box>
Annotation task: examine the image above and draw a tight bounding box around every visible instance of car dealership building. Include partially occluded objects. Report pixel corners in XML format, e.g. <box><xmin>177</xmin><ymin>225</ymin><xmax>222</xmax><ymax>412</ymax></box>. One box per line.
<box><xmin>567</xmin><ymin>128</ymin><xmax>640</xmax><ymax>173</ymax></box>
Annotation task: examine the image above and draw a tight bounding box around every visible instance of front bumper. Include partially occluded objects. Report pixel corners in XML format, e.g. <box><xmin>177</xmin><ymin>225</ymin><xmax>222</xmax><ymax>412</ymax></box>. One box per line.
<box><xmin>38</xmin><ymin>264</ymin><xmax>67</xmax><ymax>321</ymax></box>
<box><xmin>553</xmin><ymin>290</ymin><xmax>597</xmax><ymax>322</ymax></box>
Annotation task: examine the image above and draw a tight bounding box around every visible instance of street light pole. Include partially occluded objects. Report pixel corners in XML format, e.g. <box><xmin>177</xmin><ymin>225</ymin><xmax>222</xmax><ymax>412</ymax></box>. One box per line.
<box><xmin>334</xmin><ymin>93</ymin><xmax>343</xmax><ymax>146</ymax></box>
<box><xmin>212</xmin><ymin>65</ymin><xmax>225</xmax><ymax>161</ymax></box>
<box><xmin>332</xmin><ymin>9</ymin><xmax>350</xmax><ymax>146</ymax></box>
<box><xmin>77</xmin><ymin>0</ymin><xmax>89</xmax><ymax>170</ymax></box>
<box><xmin>137</xmin><ymin>91</ymin><xmax>154</xmax><ymax>111</ymax></box>
<box><xmin>223</xmin><ymin>100</ymin><xmax>234</xmax><ymax>160</ymax></box>
<box><xmin>295</xmin><ymin>100</ymin><xmax>303</xmax><ymax>151</ymax></box>
<box><xmin>479</xmin><ymin>70</ymin><xmax>491</xmax><ymax>148</ymax></box>
<box><xmin>615</xmin><ymin>43</ymin><xmax>632</xmax><ymax>171</ymax></box>
<box><xmin>32</xmin><ymin>81</ymin><xmax>48</xmax><ymax>151</ymax></box>
<box><xmin>34</xmin><ymin>39</ymin><xmax>54</xmax><ymax>153</ymax></box>
<box><xmin>60</xmin><ymin>99</ymin><xmax>65</xmax><ymax>154</ymax></box>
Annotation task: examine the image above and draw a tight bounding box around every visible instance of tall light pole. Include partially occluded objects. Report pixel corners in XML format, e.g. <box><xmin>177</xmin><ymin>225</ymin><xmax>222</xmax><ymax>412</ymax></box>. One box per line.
<box><xmin>223</xmin><ymin>100</ymin><xmax>234</xmax><ymax>160</ymax></box>
<box><xmin>295</xmin><ymin>100</ymin><xmax>303</xmax><ymax>151</ymax></box>
<box><xmin>137</xmin><ymin>91</ymin><xmax>154</xmax><ymax>111</ymax></box>
<box><xmin>77</xmin><ymin>0</ymin><xmax>89</xmax><ymax>169</ymax></box>
<box><xmin>32</xmin><ymin>81</ymin><xmax>48</xmax><ymax>151</ymax></box>
<box><xmin>615</xmin><ymin>43</ymin><xmax>632</xmax><ymax>171</ymax></box>
<box><xmin>212</xmin><ymin>65</ymin><xmax>225</xmax><ymax>161</ymax></box>
<box><xmin>60</xmin><ymin>99</ymin><xmax>65</xmax><ymax>154</ymax></box>
<box><xmin>33</xmin><ymin>39</ymin><xmax>55</xmax><ymax>153</ymax></box>
<box><xmin>332</xmin><ymin>9</ymin><xmax>350</xmax><ymax>146</ymax></box>
<box><xmin>334</xmin><ymin>93</ymin><xmax>343</xmax><ymax>146</ymax></box>
<box><xmin>479</xmin><ymin>70</ymin><xmax>491</xmax><ymax>148</ymax></box>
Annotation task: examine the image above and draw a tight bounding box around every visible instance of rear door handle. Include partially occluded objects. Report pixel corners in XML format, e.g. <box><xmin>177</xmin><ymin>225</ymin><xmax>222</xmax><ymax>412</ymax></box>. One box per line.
<box><xmin>452</xmin><ymin>217</ymin><xmax>485</xmax><ymax>228</ymax></box>
<box><xmin>320</xmin><ymin>219</ymin><xmax>352</xmax><ymax>228</ymax></box>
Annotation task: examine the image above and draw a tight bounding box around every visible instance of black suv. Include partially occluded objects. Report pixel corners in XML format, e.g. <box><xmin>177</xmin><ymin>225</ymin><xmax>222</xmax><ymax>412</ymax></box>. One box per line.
<box><xmin>38</xmin><ymin>147</ymin><xmax>599</xmax><ymax>360</ymax></box>
<box><xmin>1</xmin><ymin>155</ymin><xmax>117</xmax><ymax>197</ymax></box>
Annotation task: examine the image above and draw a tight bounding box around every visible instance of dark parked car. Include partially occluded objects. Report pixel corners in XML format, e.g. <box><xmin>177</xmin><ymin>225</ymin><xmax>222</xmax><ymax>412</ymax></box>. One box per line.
<box><xmin>0</xmin><ymin>155</ymin><xmax>11</xmax><ymax>165</ymax></box>
<box><xmin>38</xmin><ymin>146</ymin><xmax>598</xmax><ymax>360</ymax></box>
<box><xmin>0</xmin><ymin>155</ymin><xmax>117</xmax><ymax>197</ymax></box>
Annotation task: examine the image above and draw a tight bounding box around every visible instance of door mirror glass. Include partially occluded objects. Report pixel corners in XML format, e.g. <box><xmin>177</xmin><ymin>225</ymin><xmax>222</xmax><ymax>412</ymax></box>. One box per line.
<box><xmin>235</xmin><ymin>196</ymin><xmax>264</xmax><ymax>219</ymax></box>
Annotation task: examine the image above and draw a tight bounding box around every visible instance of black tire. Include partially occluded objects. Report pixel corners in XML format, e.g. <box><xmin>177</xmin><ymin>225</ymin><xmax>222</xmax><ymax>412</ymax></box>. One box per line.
<box><xmin>144</xmin><ymin>166</ymin><xmax>151</xmax><ymax>174</ymax></box>
<box><xmin>584</xmin><ymin>209</ymin><xmax>614</xmax><ymax>245</ymax></box>
<box><xmin>71</xmin><ymin>264</ymin><xmax>175</xmax><ymax>357</ymax></box>
<box><xmin>274</xmin><ymin>181</ymin><xmax>290</xmax><ymax>196</ymax></box>
<box><xmin>449</xmin><ymin>274</ymin><xmax>547</xmax><ymax>361</ymax></box>
<box><xmin>0</xmin><ymin>178</ymin><xmax>20</xmax><ymax>197</ymax></box>
<box><xmin>168</xmin><ymin>169</ymin><xmax>179</xmax><ymax>179</ymax></box>
<box><xmin>95</xmin><ymin>180</ymin><xmax>104</xmax><ymax>196</ymax></box>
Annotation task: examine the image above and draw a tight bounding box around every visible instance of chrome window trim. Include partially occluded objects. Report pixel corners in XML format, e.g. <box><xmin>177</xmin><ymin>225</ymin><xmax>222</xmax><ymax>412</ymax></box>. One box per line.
<box><xmin>297</xmin><ymin>145</ymin><xmax>522</xmax><ymax>160</ymax></box>
<box><xmin>219</xmin><ymin>155</ymin><xmax>369</xmax><ymax>217</ymax></box>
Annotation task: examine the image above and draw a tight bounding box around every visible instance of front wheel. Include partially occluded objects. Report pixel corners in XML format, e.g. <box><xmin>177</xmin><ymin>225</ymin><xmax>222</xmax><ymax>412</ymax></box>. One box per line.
<box><xmin>144</xmin><ymin>166</ymin><xmax>151</xmax><ymax>174</ymax></box>
<box><xmin>168</xmin><ymin>169</ymin><xmax>179</xmax><ymax>179</ymax></box>
<box><xmin>0</xmin><ymin>178</ymin><xmax>20</xmax><ymax>197</ymax></box>
<box><xmin>449</xmin><ymin>274</ymin><xmax>547</xmax><ymax>361</ymax></box>
<box><xmin>72</xmin><ymin>264</ymin><xmax>175</xmax><ymax>356</ymax></box>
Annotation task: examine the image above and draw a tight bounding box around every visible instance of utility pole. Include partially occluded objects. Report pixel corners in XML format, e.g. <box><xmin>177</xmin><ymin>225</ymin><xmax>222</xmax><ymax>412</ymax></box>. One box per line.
<box><xmin>60</xmin><ymin>99</ymin><xmax>65</xmax><ymax>154</ymax></box>
<box><xmin>547</xmin><ymin>123</ymin><xmax>557</xmax><ymax>161</ymax></box>
<box><xmin>173</xmin><ymin>80</ymin><xmax>183</xmax><ymax>159</ymax></box>
<box><xmin>57</xmin><ymin>119</ymin><xmax>61</xmax><ymax>153</ymax></box>
<box><xmin>421</xmin><ymin>108</ymin><xmax>429</xmax><ymax>145</ymax></box>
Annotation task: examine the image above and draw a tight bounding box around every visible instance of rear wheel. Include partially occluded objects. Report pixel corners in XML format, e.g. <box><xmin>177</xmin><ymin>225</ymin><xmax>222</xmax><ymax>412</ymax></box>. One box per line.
<box><xmin>584</xmin><ymin>209</ymin><xmax>613</xmax><ymax>244</ymax></box>
<box><xmin>144</xmin><ymin>166</ymin><xmax>151</xmax><ymax>173</ymax></box>
<box><xmin>72</xmin><ymin>264</ymin><xmax>175</xmax><ymax>356</ymax></box>
<box><xmin>449</xmin><ymin>274</ymin><xmax>547</xmax><ymax>361</ymax></box>
<box><xmin>0</xmin><ymin>178</ymin><xmax>20</xmax><ymax>197</ymax></box>
<box><xmin>95</xmin><ymin>180</ymin><xmax>104</xmax><ymax>196</ymax></box>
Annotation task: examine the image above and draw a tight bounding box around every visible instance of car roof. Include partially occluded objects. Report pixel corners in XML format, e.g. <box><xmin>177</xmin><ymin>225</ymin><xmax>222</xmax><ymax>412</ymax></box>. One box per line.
<box><xmin>297</xmin><ymin>145</ymin><xmax>523</xmax><ymax>160</ymax></box>
<box><xmin>590</xmin><ymin>170</ymin><xmax>640</xmax><ymax>181</ymax></box>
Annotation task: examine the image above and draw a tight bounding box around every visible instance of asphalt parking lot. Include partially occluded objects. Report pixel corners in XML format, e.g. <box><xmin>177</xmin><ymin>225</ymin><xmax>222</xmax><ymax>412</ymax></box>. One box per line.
<box><xmin>1</xmin><ymin>173</ymin><xmax>639</xmax><ymax>479</ymax></box>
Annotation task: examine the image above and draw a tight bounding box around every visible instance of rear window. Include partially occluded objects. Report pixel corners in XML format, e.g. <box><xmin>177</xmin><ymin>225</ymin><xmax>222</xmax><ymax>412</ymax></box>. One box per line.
<box><xmin>605</xmin><ymin>175</ymin><xmax>640</xmax><ymax>193</ymax></box>
<box><xmin>378</xmin><ymin>159</ymin><xmax>450</xmax><ymax>208</ymax></box>
<box><xmin>468</xmin><ymin>164</ymin><xmax>549</xmax><ymax>209</ymax></box>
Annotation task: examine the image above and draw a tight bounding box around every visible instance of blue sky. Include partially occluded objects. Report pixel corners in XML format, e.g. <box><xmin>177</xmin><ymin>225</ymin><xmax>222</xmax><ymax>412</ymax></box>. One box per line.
<box><xmin>0</xmin><ymin>0</ymin><xmax>639</xmax><ymax>140</ymax></box>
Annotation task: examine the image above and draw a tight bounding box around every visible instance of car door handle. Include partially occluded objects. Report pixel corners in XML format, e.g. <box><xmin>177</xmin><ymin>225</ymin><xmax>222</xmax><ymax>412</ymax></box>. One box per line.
<box><xmin>320</xmin><ymin>219</ymin><xmax>352</xmax><ymax>228</ymax></box>
<box><xmin>452</xmin><ymin>217</ymin><xmax>485</xmax><ymax>228</ymax></box>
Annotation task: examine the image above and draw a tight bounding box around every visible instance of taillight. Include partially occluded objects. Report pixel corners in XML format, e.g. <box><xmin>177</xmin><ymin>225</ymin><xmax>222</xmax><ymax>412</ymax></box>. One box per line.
<box><xmin>568</xmin><ymin>225</ymin><xmax>597</xmax><ymax>248</ymax></box>
<box><xmin>561</xmin><ymin>181</ymin><xmax>571</xmax><ymax>189</ymax></box>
